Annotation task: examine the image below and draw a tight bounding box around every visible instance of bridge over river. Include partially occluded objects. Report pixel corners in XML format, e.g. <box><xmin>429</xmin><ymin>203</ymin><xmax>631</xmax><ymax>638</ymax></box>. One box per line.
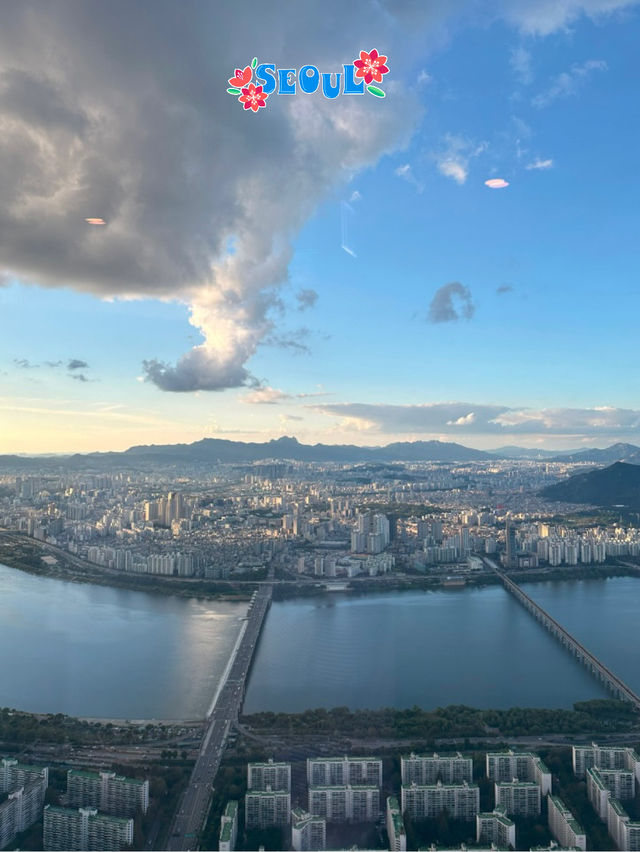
<box><xmin>165</xmin><ymin>583</ymin><xmax>272</xmax><ymax>851</ymax></box>
<box><xmin>484</xmin><ymin>557</ymin><xmax>640</xmax><ymax>711</ymax></box>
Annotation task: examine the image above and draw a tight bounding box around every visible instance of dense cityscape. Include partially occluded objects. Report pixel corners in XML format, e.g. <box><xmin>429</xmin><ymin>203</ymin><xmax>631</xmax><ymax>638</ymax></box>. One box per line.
<box><xmin>2</xmin><ymin>455</ymin><xmax>640</xmax><ymax>589</ymax></box>
<box><xmin>1</xmin><ymin>444</ymin><xmax>640</xmax><ymax>850</ymax></box>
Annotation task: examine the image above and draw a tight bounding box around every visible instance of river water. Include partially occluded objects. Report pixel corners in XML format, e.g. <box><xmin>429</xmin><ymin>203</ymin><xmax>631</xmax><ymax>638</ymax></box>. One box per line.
<box><xmin>2</xmin><ymin>563</ymin><xmax>638</xmax><ymax>719</ymax></box>
<box><xmin>243</xmin><ymin>578</ymin><xmax>640</xmax><ymax>713</ymax></box>
<box><xmin>0</xmin><ymin>563</ymin><xmax>247</xmax><ymax>719</ymax></box>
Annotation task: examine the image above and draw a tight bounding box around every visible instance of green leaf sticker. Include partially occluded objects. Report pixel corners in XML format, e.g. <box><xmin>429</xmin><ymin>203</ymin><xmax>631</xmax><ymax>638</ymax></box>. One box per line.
<box><xmin>251</xmin><ymin>57</ymin><xmax>257</xmax><ymax>68</ymax></box>
<box><xmin>367</xmin><ymin>85</ymin><xmax>385</xmax><ymax>97</ymax></box>
<box><xmin>227</xmin><ymin>87</ymin><xmax>241</xmax><ymax>95</ymax></box>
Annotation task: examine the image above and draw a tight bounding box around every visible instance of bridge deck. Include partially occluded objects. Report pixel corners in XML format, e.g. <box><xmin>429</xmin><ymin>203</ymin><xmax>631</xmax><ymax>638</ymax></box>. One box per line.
<box><xmin>485</xmin><ymin>558</ymin><xmax>640</xmax><ymax>711</ymax></box>
<box><xmin>165</xmin><ymin>584</ymin><xmax>272</xmax><ymax>850</ymax></box>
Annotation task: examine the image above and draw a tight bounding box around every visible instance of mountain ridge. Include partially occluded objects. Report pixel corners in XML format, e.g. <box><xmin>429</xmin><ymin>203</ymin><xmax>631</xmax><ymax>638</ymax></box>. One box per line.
<box><xmin>539</xmin><ymin>461</ymin><xmax>640</xmax><ymax>507</ymax></box>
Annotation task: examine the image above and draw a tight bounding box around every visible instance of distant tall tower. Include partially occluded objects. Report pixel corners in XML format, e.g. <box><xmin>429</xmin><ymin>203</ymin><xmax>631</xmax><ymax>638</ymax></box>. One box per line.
<box><xmin>505</xmin><ymin>521</ymin><xmax>517</xmax><ymax>568</ymax></box>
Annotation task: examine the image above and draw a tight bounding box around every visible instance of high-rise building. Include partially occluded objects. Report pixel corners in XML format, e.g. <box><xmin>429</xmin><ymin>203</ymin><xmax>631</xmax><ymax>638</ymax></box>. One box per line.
<box><xmin>573</xmin><ymin>744</ymin><xmax>640</xmax><ymax>781</ymax></box>
<box><xmin>547</xmin><ymin>795</ymin><xmax>586</xmax><ymax>851</ymax></box>
<box><xmin>401</xmin><ymin>753</ymin><xmax>472</xmax><ymax>785</ymax></box>
<box><xmin>291</xmin><ymin>807</ymin><xmax>326</xmax><ymax>851</ymax></box>
<box><xmin>43</xmin><ymin>806</ymin><xmax>133</xmax><ymax>851</ymax></box>
<box><xmin>386</xmin><ymin>797</ymin><xmax>407</xmax><ymax>852</ymax></box>
<box><xmin>244</xmin><ymin>789</ymin><xmax>290</xmax><ymax>829</ymax></box>
<box><xmin>475</xmin><ymin>808</ymin><xmax>516</xmax><ymax>848</ymax></box>
<box><xmin>505</xmin><ymin>521</ymin><xmax>517</xmax><ymax>568</ymax></box>
<box><xmin>587</xmin><ymin>766</ymin><xmax>635</xmax><ymax>815</ymax></box>
<box><xmin>0</xmin><ymin>779</ymin><xmax>47</xmax><ymax>850</ymax></box>
<box><xmin>66</xmin><ymin>769</ymin><xmax>149</xmax><ymax>816</ymax></box>
<box><xmin>606</xmin><ymin>797</ymin><xmax>640</xmax><ymax>851</ymax></box>
<box><xmin>247</xmin><ymin>760</ymin><xmax>291</xmax><ymax>792</ymax></box>
<box><xmin>308</xmin><ymin>786</ymin><xmax>379</xmax><ymax>822</ymax></box>
<box><xmin>486</xmin><ymin>750</ymin><xmax>551</xmax><ymax>794</ymax></box>
<box><xmin>494</xmin><ymin>781</ymin><xmax>541</xmax><ymax>817</ymax></box>
<box><xmin>0</xmin><ymin>758</ymin><xmax>49</xmax><ymax>793</ymax></box>
<box><xmin>401</xmin><ymin>781</ymin><xmax>479</xmax><ymax>821</ymax></box>
<box><xmin>307</xmin><ymin>757</ymin><xmax>382</xmax><ymax>788</ymax></box>
<box><xmin>218</xmin><ymin>800</ymin><xmax>238</xmax><ymax>852</ymax></box>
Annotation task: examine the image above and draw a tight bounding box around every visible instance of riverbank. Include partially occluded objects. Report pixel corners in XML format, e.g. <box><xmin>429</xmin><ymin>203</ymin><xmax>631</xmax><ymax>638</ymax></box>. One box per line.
<box><xmin>1</xmin><ymin>529</ymin><xmax>637</xmax><ymax>602</ymax></box>
<box><xmin>0</xmin><ymin>530</ymin><xmax>254</xmax><ymax>600</ymax></box>
<box><xmin>272</xmin><ymin>561</ymin><xmax>637</xmax><ymax>600</ymax></box>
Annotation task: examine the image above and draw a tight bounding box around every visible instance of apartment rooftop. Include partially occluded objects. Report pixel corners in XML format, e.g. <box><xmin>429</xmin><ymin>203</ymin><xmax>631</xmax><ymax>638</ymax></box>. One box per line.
<box><xmin>477</xmin><ymin>810</ymin><xmax>515</xmax><ymax>827</ymax></box>
<box><xmin>223</xmin><ymin>800</ymin><xmax>238</xmax><ymax>818</ymax></box>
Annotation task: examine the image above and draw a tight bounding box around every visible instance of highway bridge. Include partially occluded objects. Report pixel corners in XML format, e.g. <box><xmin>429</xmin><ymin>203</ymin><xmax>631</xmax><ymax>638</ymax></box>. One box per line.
<box><xmin>165</xmin><ymin>584</ymin><xmax>272</xmax><ymax>850</ymax></box>
<box><xmin>484</xmin><ymin>558</ymin><xmax>640</xmax><ymax>711</ymax></box>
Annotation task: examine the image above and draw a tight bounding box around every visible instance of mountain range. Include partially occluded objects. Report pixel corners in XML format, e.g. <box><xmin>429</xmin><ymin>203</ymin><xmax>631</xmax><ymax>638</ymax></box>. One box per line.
<box><xmin>1</xmin><ymin>437</ymin><xmax>639</xmax><ymax>470</ymax></box>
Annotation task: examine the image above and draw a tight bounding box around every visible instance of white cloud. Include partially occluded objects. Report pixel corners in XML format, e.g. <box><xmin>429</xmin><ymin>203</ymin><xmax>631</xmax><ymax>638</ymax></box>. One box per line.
<box><xmin>394</xmin><ymin>163</ymin><xmax>423</xmax><ymax>192</ymax></box>
<box><xmin>501</xmin><ymin>0</ymin><xmax>637</xmax><ymax>36</ymax></box>
<box><xmin>510</xmin><ymin>46</ymin><xmax>533</xmax><ymax>85</ymax></box>
<box><xmin>526</xmin><ymin>158</ymin><xmax>553</xmax><ymax>170</ymax></box>
<box><xmin>447</xmin><ymin>412</ymin><xmax>476</xmax><ymax>425</ymax></box>
<box><xmin>314</xmin><ymin>401</ymin><xmax>640</xmax><ymax>438</ymax></box>
<box><xmin>532</xmin><ymin>59</ymin><xmax>608</xmax><ymax>108</ymax></box>
<box><xmin>241</xmin><ymin>386</ymin><xmax>292</xmax><ymax>405</ymax></box>
<box><xmin>241</xmin><ymin>385</ymin><xmax>330</xmax><ymax>405</ymax></box>
<box><xmin>434</xmin><ymin>135</ymin><xmax>487</xmax><ymax>185</ymax></box>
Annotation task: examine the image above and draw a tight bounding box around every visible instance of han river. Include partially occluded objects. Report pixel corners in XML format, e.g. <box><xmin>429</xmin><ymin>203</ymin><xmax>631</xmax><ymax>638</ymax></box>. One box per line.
<box><xmin>1</xmin><ymin>562</ymin><xmax>639</xmax><ymax>719</ymax></box>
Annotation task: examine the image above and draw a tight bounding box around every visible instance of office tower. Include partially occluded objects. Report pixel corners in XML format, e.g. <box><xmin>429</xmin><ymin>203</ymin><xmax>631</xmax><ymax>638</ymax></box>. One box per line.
<box><xmin>401</xmin><ymin>781</ymin><xmax>479</xmax><ymax>821</ymax></box>
<box><xmin>505</xmin><ymin>520</ymin><xmax>517</xmax><ymax>568</ymax></box>
<box><xmin>486</xmin><ymin>750</ymin><xmax>552</xmax><ymax>794</ymax></box>
<box><xmin>0</xmin><ymin>779</ymin><xmax>47</xmax><ymax>850</ymax></box>
<box><xmin>291</xmin><ymin>808</ymin><xmax>326</xmax><ymax>851</ymax></box>
<box><xmin>494</xmin><ymin>781</ymin><xmax>541</xmax><ymax>817</ymax></box>
<box><xmin>66</xmin><ymin>769</ymin><xmax>149</xmax><ymax>816</ymax></box>
<box><xmin>308</xmin><ymin>786</ymin><xmax>379</xmax><ymax>822</ymax></box>
<box><xmin>386</xmin><ymin>797</ymin><xmax>407</xmax><ymax>852</ymax></box>
<box><xmin>244</xmin><ymin>789</ymin><xmax>290</xmax><ymax>829</ymax></box>
<box><xmin>547</xmin><ymin>795</ymin><xmax>586</xmax><ymax>851</ymax></box>
<box><xmin>475</xmin><ymin>808</ymin><xmax>516</xmax><ymax>848</ymax></box>
<box><xmin>218</xmin><ymin>800</ymin><xmax>238</xmax><ymax>852</ymax></box>
<box><xmin>247</xmin><ymin>760</ymin><xmax>291</xmax><ymax>792</ymax></box>
<box><xmin>307</xmin><ymin>756</ymin><xmax>382</xmax><ymax>787</ymax></box>
<box><xmin>401</xmin><ymin>753</ymin><xmax>473</xmax><ymax>785</ymax></box>
<box><xmin>0</xmin><ymin>758</ymin><xmax>49</xmax><ymax>793</ymax></box>
<box><xmin>43</xmin><ymin>806</ymin><xmax>133</xmax><ymax>851</ymax></box>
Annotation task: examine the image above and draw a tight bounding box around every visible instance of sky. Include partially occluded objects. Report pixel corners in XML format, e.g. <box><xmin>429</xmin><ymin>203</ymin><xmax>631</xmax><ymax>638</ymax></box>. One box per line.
<box><xmin>1</xmin><ymin>0</ymin><xmax>640</xmax><ymax>453</ymax></box>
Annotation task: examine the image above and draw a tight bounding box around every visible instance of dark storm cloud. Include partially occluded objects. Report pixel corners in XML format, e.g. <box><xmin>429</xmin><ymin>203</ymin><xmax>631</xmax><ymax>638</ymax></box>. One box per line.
<box><xmin>427</xmin><ymin>282</ymin><xmax>475</xmax><ymax>323</ymax></box>
<box><xmin>67</xmin><ymin>359</ymin><xmax>89</xmax><ymax>370</ymax></box>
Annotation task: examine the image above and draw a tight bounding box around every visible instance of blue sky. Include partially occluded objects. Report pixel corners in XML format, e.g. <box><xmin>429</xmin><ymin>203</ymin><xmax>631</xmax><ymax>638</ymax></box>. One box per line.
<box><xmin>1</xmin><ymin>1</ymin><xmax>639</xmax><ymax>452</ymax></box>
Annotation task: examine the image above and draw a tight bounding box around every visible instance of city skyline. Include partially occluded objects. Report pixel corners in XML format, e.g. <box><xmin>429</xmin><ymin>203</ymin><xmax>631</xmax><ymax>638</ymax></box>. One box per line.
<box><xmin>1</xmin><ymin>1</ymin><xmax>640</xmax><ymax>453</ymax></box>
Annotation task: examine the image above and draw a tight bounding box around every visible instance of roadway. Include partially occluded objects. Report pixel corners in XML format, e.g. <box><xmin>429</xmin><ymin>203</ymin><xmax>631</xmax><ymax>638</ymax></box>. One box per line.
<box><xmin>165</xmin><ymin>583</ymin><xmax>272</xmax><ymax>850</ymax></box>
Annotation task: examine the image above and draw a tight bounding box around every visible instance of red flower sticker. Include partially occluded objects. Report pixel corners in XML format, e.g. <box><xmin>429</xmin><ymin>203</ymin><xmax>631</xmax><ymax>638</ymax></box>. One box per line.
<box><xmin>228</xmin><ymin>66</ymin><xmax>252</xmax><ymax>88</ymax></box>
<box><xmin>354</xmin><ymin>49</ymin><xmax>389</xmax><ymax>85</ymax></box>
<box><xmin>239</xmin><ymin>83</ymin><xmax>268</xmax><ymax>112</ymax></box>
